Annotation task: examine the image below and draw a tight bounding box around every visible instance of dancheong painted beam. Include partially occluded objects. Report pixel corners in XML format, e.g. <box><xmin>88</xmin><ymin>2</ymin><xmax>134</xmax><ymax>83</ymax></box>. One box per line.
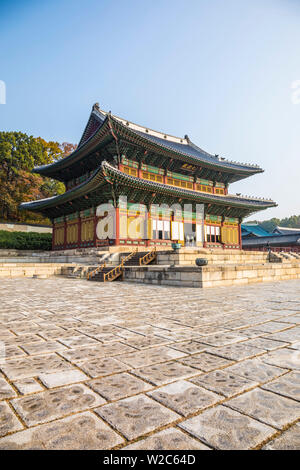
<box><xmin>20</xmin><ymin>103</ymin><xmax>277</xmax><ymax>251</ymax></box>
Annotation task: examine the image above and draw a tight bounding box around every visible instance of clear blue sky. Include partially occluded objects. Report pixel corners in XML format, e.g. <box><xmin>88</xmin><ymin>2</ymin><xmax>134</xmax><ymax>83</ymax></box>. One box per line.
<box><xmin>1</xmin><ymin>0</ymin><xmax>299</xmax><ymax>220</ymax></box>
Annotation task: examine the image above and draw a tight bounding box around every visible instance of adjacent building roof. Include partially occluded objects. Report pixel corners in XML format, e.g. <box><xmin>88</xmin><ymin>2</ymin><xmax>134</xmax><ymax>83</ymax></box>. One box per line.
<box><xmin>241</xmin><ymin>224</ymin><xmax>273</xmax><ymax>238</ymax></box>
<box><xmin>272</xmin><ymin>226</ymin><xmax>300</xmax><ymax>235</ymax></box>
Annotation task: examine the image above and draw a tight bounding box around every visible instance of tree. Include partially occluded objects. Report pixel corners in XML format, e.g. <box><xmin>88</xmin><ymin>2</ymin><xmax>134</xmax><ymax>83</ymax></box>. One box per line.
<box><xmin>247</xmin><ymin>216</ymin><xmax>300</xmax><ymax>232</ymax></box>
<box><xmin>0</xmin><ymin>132</ymin><xmax>75</xmax><ymax>224</ymax></box>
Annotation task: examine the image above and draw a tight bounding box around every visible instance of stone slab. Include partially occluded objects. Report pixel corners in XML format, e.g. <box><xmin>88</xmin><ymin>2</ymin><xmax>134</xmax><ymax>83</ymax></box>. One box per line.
<box><xmin>190</xmin><ymin>369</ymin><xmax>258</xmax><ymax>397</ymax></box>
<box><xmin>179</xmin><ymin>405</ymin><xmax>275</xmax><ymax>450</ymax></box>
<box><xmin>38</xmin><ymin>369</ymin><xmax>89</xmax><ymax>388</ymax></box>
<box><xmin>123</xmin><ymin>428</ymin><xmax>210</xmax><ymax>450</ymax></box>
<box><xmin>11</xmin><ymin>384</ymin><xmax>106</xmax><ymax>426</ymax></box>
<box><xmin>262</xmin><ymin>423</ymin><xmax>300</xmax><ymax>450</ymax></box>
<box><xmin>224</xmin><ymin>388</ymin><xmax>300</xmax><ymax>429</ymax></box>
<box><xmin>179</xmin><ymin>352</ymin><xmax>234</xmax><ymax>371</ymax></box>
<box><xmin>87</xmin><ymin>372</ymin><xmax>152</xmax><ymax>401</ymax></box>
<box><xmin>132</xmin><ymin>361</ymin><xmax>199</xmax><ymax>386</ymax></box>
<box><xmin>225</xmin><ymin>358</ymin><xmax>286</xmax><ymax>383</ymax></box>
<box><xmin>95</xmin><ymin>394</ymin><xmax>179</xmax><ymax>440</ymax></box>
<box><xmin>0</xmin><ymin>401</ymin><xmax>23</xmax><ymax>437</ymax></box>
<box><xmin>0</xmin><ymin>354</ymin><xmax>72</xmax><ymax>381</ymax></box>
<box><xmin>13</xmin><ymin>378</ymin><xmax>44</xmax><ymax>395</ymax></box>
<box><xmin>261</xmin><ymin>371</ymin><xmax>300</xmax><ymax>401</ymax></box>
<box><xmin>0</xmin><ymin>377</ymin><xmax>17</xmax><ymax>399</ymax></box>
<box><xmin>147</xmin><ymin>380</ymin><xmax>222</xmax><ymax>416</ymax></box>
<box><xmin>0</xmin><ymin>411</ymin><xmax>123</xmax><ymax>449</ymax></box>
<box><xmin>117</xmin><ymin>346</ymin><xmax>186</xmax><ymax>368</ymax></box>
<box><xmin>80</xmin><ymin>357</ymin><xmax>129</xmax><ymax>378</ymax></box>
<box><xmin>261</xmin><ymin>348</ymin><xmax>300</xmax><ymax>370</ymax></box>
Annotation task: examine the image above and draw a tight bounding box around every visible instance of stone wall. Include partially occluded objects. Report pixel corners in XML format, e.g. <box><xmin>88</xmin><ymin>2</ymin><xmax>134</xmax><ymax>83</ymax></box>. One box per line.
<box><xmin>156</xmin><ymin>248</ymin><xmax>278</xmax><ymax>266</ymax></box>
<box><xmin>124</xmin><ymin>261</ymin><xmax>300</xmax><ymax>288</ymax></box>
<box><xmin>0</xmin><ymin>223</ymin><xmax>52</xmax><ymax>233</ymax></box>
<box><xmin>0</xmin><ymin>263</ymin><xmax>74</xmax><ymax>278</ymax></box>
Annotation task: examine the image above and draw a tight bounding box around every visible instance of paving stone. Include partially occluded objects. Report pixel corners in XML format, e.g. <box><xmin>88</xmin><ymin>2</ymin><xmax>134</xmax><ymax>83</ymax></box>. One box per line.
<box><xmin>0</xmin><ymin>277</ymin><xmax>299</xmax><ymax>449</ymax></box>
<box><xmin>261</xmin><ymin>371</ymin><xmax>300</xmax><ymax>401</ymax></box>
<box><xmin>60</xmin><ymin>342</ymin><xmax>136</xmax><ymax>363</ymax></box>
<box><xmin>0</xmin><ymin>345</ymin><xmax>26</xmax><ymax>361</ymax></box>
<box><xmin>226</xmin><ymin>358</ymin><xmax>286</xmax><ymax>383</ymax></box>
<box><xmin>262</xmin><ymin>423</ymin><xmax>300</xmax><ymax>450</ymax></box>
<box><xmin>0</xmin><ymin>377</ymin><xmax>17</xmax><ymax>399</ymax></box>
<box><xmin>11</xmin><ymin>384</ymin><xmax>106</xmax><ymax>426</ymax></box>
<box><xmin>123</xmin><ymin>428</ymin><xmax>210</xmax><ymax>450</ymax></box>
<box><xmin>190</xmin><ymin>370</ymin><xmax>258</xmax><ymax>397</ymax></box>
<box><xmin>198</xmin><ymin>332</ymin><xmax>248</xmax><ymax>347</ymax></box>
<box><xmin>265</xmin><ymin>327</ymin><xmax>300</xmax><ymax>343</ymax></box>
<box><xmin>95</xmin><ymin>394</ymin><xmax>179</xmax><ymax>440</ymax></box>
<box><xmin>224</xmin><ymin>388</ymin><xmax>300</xmax><ymax>429</ymax></box>
<box><xmin>243</xmin><ymin>337</ymin><xmax>288</xmax><ymax>351</ymax></box>
<box><xmin>169</xmin><ymin>341</ymin><xmax>208</xmax><ymax>354</ymax></box>
<box><xmin>121</xmin><ymin>335</ymin><xmax>169</xmax><ymax>349</ymax></box>
<box><xmin>20</xmin><ymin>341</ymin><xmax>66</xmax><ymax>355</ymax></box>
<box><xmin>255</xmin><ymin>321</ymin><xmax>293</xmax><ymax>333</ymax></box>
<box><xmin>13</xmin><ymin>378</ymin><xmax>44</xmax><ymax>395</ymax></box>
<box><xmin>147</xmin><ymin>380</ymin><xmax>222</xmax><ymax>416</ymax></box>
<box><xmin>0</xmin><ymin>354</ymin><xmax>73</xmax><ymax>380</ymax></box>
<box><xmin>0</xmin><ymin>402</ymin><xmax>23</xmax><ymax>437</ymax></box>
<box><xmin>205</xmin><ymin>343</ymin><xmax>265</xmax><ymax>361</ymax></box>
<box><xmin>179</xmin><ymin>352</ymin><xmax>234</xmax><ymax>371</ymax></box>
<box><xmin>87</xmin><ymin>372</ymin><xmax>152</xmax><ymax>400</ymax></box>
<box><xmin>179</xmin><ymin>405</ymin><xmax>276</xmax><ymax>450</ymax></box>
<box><xmin>80</xmin><ymin>357</ymin><xmax>129</xmax><ymax>378</ymax></box>
<box><xmin>0</xmin><ymin>411</ymin><xmax>123</xmax><ymax>449</ymax></box>
<box><xmin>38</xmin><ymin>369</ymin><xmax>89</xmax><ymax>388</ymax></box>
<box><xmin>118</xmin><ymin>346</ymin><xmax>186</xmax><ymax>368</ymax></box>
<box><xmin>58</xmin><ymin>335</ymin><xmax>100</xmax><ymax>348</ymax></box>
<box><xmin>261</xmin><ymin>348</ymin><xmax>300</xmax><ymax>370</ymax></box>
<box><xmin>132</xmin><ymin>361</ymin><xmax>199</xmax><ymax>385</ymax></box>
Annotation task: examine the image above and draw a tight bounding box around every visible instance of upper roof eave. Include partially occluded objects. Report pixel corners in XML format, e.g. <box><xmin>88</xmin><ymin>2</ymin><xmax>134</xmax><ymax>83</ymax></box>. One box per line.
<box><xmin>31</xmin><ymin>105</ymin><xmax>264</xmax><ymax>179</ymax></box>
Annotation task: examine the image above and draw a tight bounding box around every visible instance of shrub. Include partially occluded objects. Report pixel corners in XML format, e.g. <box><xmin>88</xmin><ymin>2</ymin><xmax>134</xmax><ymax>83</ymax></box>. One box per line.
<box><xmin>0</xmin><ymin>230</ymin><xmax>52</xmax><ymax>250</ymax></box>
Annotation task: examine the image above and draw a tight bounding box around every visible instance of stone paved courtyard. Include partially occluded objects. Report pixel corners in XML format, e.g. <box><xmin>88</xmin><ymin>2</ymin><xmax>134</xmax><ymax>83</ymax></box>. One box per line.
<box><xmin>0</xmin><ymin>277</ymin><xmax>299</xmax><ymax>450</ymax></box>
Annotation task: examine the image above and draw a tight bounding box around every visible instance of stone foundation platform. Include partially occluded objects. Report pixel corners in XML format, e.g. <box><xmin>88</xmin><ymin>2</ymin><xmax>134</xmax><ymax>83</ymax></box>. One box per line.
<box><xmin>124</xmin><ymin>261</ymin><xmax>300</xmax><ymax>288</ymax></box>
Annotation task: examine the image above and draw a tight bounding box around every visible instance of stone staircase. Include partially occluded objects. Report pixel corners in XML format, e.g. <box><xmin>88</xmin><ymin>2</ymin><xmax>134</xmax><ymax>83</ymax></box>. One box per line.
<box><xmin>120</xmin><ymin>251</ymin><xmax>156</xmax><ymax>266</ymax></box>
<box><xmin>86</xmin><ymin>249</ymin><xmax>157</xmax><ymax>282</ymax></box>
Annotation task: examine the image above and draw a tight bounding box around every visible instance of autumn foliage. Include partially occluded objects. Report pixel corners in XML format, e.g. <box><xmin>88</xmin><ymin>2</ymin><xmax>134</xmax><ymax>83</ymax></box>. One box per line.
<box><xmin>0</xmin><ymin>132</ymin><xmax>76</xmax><ymax>224</ymax></box>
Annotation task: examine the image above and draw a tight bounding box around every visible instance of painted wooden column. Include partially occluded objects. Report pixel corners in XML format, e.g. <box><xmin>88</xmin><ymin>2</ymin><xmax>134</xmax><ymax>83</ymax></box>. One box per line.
<box><xmin>93</xmin><ymin>212</ymin><xmax>97</xmax><ymax>247</ymax></box>
<box><xmin>193</xmin><ymin>176</ymin><xmax>197</xmax><ymax>191</ymax></box>
<box><xmin>63</xmin><ymin>218</ymin><xmax>67</xmax><ymax>250</ymax></box>
<box><xmin>221</xmin><ymin>215</ymin><xmax>225</xmax><ymax>250</ymax></box>
<box><xmin>146</xmin><ymin>206</ymin><xmax>151</xmax><ymax>247</ymax></box>
<box><xmin>115</xmin><ymin>206</ymin><xmax>120</xmax><ymax>246</ymax></box>
<box><xmin>238</xmin><ymin>218</ymin><xmax>242</xmax><ymax>249</ymax></box>
<box><xmin>52</xmin><ymin>224</ymin><xmax>55</xmax><ymax>251</ymax></box>
<box><xmin>78</xmin><ymin>217</ymin><xmax>81</xmax><ymax>248</ymax></box>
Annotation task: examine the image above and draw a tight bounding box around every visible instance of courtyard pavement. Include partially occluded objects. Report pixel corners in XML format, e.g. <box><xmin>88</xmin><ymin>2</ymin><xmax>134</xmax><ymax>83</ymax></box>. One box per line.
<box><xmin>0</xmin><ymin>277</ymin><xmax>299</xmax><ymax>450</ymax></box>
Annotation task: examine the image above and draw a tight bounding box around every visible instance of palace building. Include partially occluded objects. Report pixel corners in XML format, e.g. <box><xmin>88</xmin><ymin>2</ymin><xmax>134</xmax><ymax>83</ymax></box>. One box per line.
<box><xmin>20</xmin><ymin>103</ymin><xmax>277</xmax><ymax>251</ymax></box>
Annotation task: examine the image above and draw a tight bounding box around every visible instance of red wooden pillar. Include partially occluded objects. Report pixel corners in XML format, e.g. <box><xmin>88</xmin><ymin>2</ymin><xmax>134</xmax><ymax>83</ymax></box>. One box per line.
<box><xmin>115</xmin><ymin>207</ymin><xmax>120</xmax><ymax>246</ymax></box>
<box><xmin>63</xmin><ymin>219</ymin><xmax>67</xmax><ymax>250</ymax></box>
<box><xmin>93</xmin><ymin>213</ymin><xmax>97</xmax><ymax>247</ymax></box>
<box><xmin>146</xmin><ymin>207</ymin><xmax>151</xmax><ymax>247</ymax></box>
<box><xmin>78</xmin><ymin>217</ymin><xmax>81</xmax><ymax>248</ymax></box>
<box><xmin>52</xmin><ymin>224</ymin><xmax>55</xmax><ymax>251</ymax></box>
<box><xmin>238</xmin><ymin>221</ymin><xmax>242</xmax><ymax>249</ymax></box>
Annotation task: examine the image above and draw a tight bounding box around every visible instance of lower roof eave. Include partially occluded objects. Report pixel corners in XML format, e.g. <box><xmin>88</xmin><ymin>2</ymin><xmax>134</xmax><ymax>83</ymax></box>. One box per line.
<box><xmin>20</xmin><ymin>161</ymin><xmax>277</xmax><ymax>219</ymax></box>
